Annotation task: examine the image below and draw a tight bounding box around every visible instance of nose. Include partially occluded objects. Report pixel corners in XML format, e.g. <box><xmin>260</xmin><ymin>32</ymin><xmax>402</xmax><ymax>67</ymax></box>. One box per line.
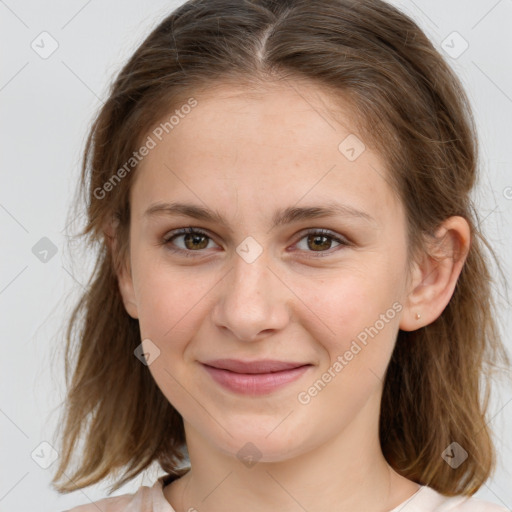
<box><xmin>211</xmin><ymin>246</ymin><xmax>291</xmax><ymax>343</ymax></box>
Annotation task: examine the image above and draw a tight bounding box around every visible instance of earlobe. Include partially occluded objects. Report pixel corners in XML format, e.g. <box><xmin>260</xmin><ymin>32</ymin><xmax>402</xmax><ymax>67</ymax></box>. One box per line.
<box><xmin>399</xmin><ymin>216</ymin><xmax>470</xmax><ymax>332</ymax></box>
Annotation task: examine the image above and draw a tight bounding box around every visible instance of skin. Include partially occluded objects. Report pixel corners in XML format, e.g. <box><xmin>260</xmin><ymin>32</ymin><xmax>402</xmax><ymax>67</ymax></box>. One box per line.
<box><xmin>115</xmin><ymin>79</ymin><xmax>470</xmax><ymax>512</ymax></box>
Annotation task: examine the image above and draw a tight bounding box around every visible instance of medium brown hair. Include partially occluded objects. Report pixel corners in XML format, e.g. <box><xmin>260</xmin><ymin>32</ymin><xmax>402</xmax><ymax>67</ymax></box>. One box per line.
<box><xmin>51</xmin><ymin>0</ymin><xmax>511</xmax><ymax>496</ymax></box>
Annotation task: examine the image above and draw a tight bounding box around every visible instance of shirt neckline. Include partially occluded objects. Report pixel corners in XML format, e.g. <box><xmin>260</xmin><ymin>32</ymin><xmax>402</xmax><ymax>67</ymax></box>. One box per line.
<box><xmin>387</xmin><ymin>485</ymin><xmax>427</xmax><ymax>512</ymax></box>
<box><xmin>154</xmin><ymin>475</ymin><xmax>435</xmax><ymax>512</ymax></box>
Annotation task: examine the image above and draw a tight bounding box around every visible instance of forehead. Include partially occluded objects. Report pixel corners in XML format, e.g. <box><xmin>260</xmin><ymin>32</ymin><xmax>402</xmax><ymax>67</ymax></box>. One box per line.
<box><xmin>171</xmin><ymin>80</ymin><xmax>360</xmax><ymax>152</ymax></box>
<box><xmin>130</xmin><ymin>80</ymin><xmax>402</xmax><ymax>226</ymax></box>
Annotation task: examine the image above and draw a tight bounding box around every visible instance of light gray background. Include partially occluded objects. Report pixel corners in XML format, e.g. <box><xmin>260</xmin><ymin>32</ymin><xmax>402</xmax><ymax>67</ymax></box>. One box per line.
<box><xmin>1</xmin><ymin>1</ymin><xmax>511</xmax><ymax>511</ymax></box>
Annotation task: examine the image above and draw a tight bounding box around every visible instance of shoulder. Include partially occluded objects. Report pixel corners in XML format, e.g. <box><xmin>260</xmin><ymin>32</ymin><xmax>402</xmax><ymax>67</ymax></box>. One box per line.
<box><xmin>64</xmin><ymin>493</ymin><xmax>137</xmax><ymax>511</ymax></box>
<box><xmin>63</xmin><ymin>481</ymin><xmax>157</xmax><ymax>512</ymax></box>
<box><xmin>63</xmin><ymin>470</ymin><xmax>187</xmax><ymax>511</ymax></box>
<box><xmin>411</xmin><ymin>485</ymin><xmax>509</xmax><ymax>512</ymax></box>
<box><xmin>445</xmin><ymin>495</ymin><xmax>510</xmax><ymax>512</ymax></box>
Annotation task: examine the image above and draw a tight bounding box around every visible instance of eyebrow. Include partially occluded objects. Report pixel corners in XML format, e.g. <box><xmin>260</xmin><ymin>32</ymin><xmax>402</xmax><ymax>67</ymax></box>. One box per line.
<box><xmin>143</xmin><ymin>201</ymin><xmax>377</xmax><ymax>231</ymax></box>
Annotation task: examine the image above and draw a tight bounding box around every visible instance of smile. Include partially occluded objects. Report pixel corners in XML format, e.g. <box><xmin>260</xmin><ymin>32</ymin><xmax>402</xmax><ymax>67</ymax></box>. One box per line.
<box><xmin>200</xmin><ymin>363</ymin><xmax>312</xmax><ymax>395</ymax></box>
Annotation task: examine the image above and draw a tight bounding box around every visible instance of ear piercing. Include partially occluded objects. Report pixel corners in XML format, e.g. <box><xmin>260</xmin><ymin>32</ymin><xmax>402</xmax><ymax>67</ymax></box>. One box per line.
<box><xmin>415</xmin><ymin>312</ymin><xmax>421</xmax><ymax>320</ymax></box>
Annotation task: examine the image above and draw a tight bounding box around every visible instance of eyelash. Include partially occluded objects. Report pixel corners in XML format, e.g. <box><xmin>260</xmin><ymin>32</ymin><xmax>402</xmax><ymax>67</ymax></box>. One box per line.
<box><xmin>161</xmin><ymin>227</ymin><xmax>350</xmax><ymax>258</ymax></box>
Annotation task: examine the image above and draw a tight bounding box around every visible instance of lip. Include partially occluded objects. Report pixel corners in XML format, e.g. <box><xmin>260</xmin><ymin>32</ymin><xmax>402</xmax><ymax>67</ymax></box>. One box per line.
<box><xmin>202</xmin><ymin>358</ymin><xmax>310</xmax><ymax>373</ymax></box>
<box><xmin>200</xmin><ymin>359</ymin><xmax>313</xmax><ymax>395</ymax></box>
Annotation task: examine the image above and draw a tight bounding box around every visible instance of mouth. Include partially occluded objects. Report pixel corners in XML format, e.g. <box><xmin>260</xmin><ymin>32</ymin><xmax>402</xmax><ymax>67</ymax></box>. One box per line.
<box><xmin>200</xmin><ymin>359</ymin><xmax>313</xmax><ymax>395</ymax></box>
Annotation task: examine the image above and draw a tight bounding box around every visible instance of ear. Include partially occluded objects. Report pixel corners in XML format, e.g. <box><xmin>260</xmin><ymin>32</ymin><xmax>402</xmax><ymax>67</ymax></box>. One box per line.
<box><xmin>103</xmin><ymin>216</ymin><xmax>139</xmax><ymax>320</ymax></box>
<box><xmin>399</xmin><ymin>216</ymin><xmax>470</xmax><ymax>331</ymax></box>
<box><xmin>117</xmin><ymin>254</ymin><xmax>139</xmax><ymax>320</ymax></box>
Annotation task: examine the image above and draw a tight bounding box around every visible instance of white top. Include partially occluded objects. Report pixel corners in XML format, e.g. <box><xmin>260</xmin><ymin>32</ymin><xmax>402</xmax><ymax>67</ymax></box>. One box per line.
<box><xmin>65</xmin><ymin>474</ymin><xmax>509</xmax><ymax>512</ymax></box>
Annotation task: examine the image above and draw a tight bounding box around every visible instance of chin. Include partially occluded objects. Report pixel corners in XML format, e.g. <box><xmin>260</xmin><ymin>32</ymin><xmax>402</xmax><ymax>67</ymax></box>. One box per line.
<box><xmin>211</xmin><ymin>426</ymin><xmax>313</xmax><ymax>465</ymax></box>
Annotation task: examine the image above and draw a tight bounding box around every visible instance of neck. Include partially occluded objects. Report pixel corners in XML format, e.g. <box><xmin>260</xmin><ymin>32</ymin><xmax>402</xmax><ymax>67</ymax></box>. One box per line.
<box><xmin>164</xmin><ymin>390</ymin><xmax>420</xmax><ymax>512</ymax></box>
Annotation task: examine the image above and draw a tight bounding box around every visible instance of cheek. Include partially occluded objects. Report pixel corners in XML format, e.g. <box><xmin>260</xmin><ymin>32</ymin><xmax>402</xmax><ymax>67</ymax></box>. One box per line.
<box><xmin>133</xmin><ymin>256</ymin><xmax>204</xmax><ymax>343</ymax></box>
<box><xmin>292</xmin><ymin>272</ymin><xmax>401</xmax><ymax>418</ymax></box>
<box><xmin>133</xmin><ymin>264</ymin><xmax>207</xmax><ymax>406</ymax></box>
<box><xmin>292</xmin><ymin>264</ymin><xmax>401</xmax><ymax>354</ymax></box>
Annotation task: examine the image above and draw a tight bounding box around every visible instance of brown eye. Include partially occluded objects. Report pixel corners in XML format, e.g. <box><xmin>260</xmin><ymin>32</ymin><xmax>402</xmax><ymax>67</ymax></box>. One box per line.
<box><xmin>162</xmin><ymin>227</ymin><xmax>349</xmax><ymax>258</ymax></box>
<box><xmin>307</xmin><ymin>234</ymin><xmax>334</xmax><ymax>251</ymax></box>
<box><xmin>294</xmin><ymin>229</ymin><xmax>349</xmax><ymax>256</ymax></box>
<box><xmin>163</xmin><ymin>227</ymin><xmax>217</xmax><ymax>255</ymax></box>
<box><xmin>182</xmin><ymin>232</ymin><xmax>209</xmax><ymax>250</ymax></box>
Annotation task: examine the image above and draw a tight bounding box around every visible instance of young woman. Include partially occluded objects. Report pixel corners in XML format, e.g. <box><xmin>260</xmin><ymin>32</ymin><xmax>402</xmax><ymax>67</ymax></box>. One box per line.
<box><xmin>53</xmin><ymin>1</ymin><xmax>511</xmax><ymax>510</ymax></box>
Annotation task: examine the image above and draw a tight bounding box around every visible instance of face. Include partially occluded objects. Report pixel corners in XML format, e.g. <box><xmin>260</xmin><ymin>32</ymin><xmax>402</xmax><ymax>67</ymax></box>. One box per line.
<box><xmin>119</xmin><ymin>80</ymin><xmax>413</xmax><ymax>462</ymax></box>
